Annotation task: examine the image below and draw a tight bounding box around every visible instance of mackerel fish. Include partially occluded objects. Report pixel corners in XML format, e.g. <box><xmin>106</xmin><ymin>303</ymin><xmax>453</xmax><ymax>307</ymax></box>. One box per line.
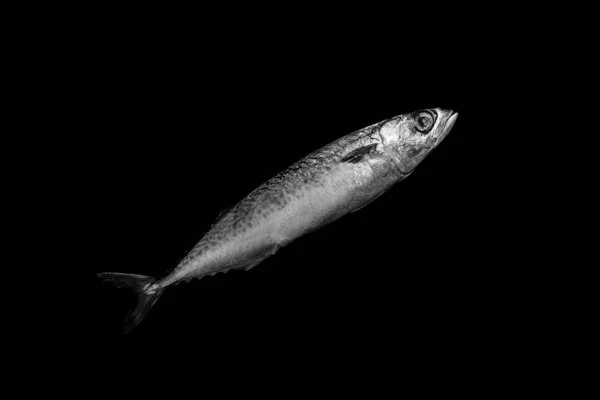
<box><xmin>99</xmin><ymin>107</ymin><xmax>458</xmax><ymax>332</ymax></box>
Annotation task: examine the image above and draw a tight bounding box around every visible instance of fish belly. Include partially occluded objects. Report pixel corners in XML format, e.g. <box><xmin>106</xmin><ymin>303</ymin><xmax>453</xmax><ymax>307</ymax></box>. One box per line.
<box><xmin>162</xmin><ymin>159</ymin><xmax>389</xmax><ymax>285</ymax></box>
<box><xmin>273</xmin><ymin>162</ymin><xmax>373</xmax><ymax>242</ymax></box>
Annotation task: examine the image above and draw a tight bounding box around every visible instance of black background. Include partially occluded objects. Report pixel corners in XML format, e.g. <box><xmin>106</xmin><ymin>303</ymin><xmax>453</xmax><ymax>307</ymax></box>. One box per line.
<box><xmin>83</xmin><ymin>66</ymin><xmax>509</xmax><ymax>340</ymax></box>
<box><xmin>8</xmin><ymin>3</ymin><xmax>585</xmax><ymax>393</ymax></box>
<box><xmin>47</xmin><ymin>8</ymin><xmax>555</xmax><ymax>378</ymax></box>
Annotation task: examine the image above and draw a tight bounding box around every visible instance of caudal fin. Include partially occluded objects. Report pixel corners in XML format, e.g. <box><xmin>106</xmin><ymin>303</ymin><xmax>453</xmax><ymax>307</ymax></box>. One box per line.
<box><xmin>98</xmin><ymin>272</ymin><xmax>164</xmax><ymax>333</ymax></box>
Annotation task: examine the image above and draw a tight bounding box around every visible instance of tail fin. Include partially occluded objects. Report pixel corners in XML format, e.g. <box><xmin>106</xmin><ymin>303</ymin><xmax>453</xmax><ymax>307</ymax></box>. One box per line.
<box><xmin>98</xmin><ymin>272</ymin><xmax>164</xmax><ymax>333</ymax></box>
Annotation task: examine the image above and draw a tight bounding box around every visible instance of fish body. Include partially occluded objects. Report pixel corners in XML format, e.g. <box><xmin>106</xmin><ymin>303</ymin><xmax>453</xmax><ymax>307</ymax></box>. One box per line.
<box><xmin>99</xmin><ymin>108</ymin><xmax>458</xmax><ymax>332</ymax></box>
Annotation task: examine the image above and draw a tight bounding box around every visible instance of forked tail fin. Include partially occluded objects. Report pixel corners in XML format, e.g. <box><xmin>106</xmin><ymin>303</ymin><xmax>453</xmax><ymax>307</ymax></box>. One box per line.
<box><xmin>98</xmin><ymin>272</ymin><xmax>164</xmax><ymax>333</ymax></box>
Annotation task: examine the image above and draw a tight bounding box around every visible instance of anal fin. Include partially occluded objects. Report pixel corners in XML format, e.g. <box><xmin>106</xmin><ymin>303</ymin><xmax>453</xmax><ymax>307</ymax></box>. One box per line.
<box><xmin>244</xmin><ymin>260</ymin><xmax>264</xmax><ymax>271</ymax></box>
<box><xmin>236</xmin><ymin>242</ymin><xmax>280</xmax><ymax>272</ymax></box>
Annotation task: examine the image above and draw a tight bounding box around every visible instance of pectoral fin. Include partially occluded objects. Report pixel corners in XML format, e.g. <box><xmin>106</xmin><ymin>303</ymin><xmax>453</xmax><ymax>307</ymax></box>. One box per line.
<box><xmin>340</xmin><ymin>144</ymin><xmax>378</xmax><ymax>164</ymax></box>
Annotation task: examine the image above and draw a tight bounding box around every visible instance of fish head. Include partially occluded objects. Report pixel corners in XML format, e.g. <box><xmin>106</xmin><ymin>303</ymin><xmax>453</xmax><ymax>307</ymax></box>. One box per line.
<box><xmin>379</xmin><ymin>108</ymin><xmax>458</xmax><ymax>174</ymax></box>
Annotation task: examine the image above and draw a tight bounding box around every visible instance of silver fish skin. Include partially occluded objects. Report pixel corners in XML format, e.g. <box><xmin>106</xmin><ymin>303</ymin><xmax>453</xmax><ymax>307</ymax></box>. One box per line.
<box><xmin>156</xmin><ymin>107</ymin><xmax>457</xmax><ymax>287</ymax></box>
<box><xmin>98</xmin><ymin>107</ymin><xmax>457</xmax><ymax>332</ymax></box>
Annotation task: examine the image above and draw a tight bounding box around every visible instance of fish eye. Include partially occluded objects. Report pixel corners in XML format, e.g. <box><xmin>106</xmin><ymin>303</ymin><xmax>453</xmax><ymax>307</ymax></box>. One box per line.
<box><xmin>414</xmin><ymin>111</ymin><xmax>435</xmax><ymax>133</ymax></box>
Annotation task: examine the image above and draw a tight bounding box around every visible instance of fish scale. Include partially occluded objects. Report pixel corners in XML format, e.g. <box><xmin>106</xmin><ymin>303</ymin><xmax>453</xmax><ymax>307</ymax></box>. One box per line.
<box><xmin>169</xmin><ymin>124</ymin><xmax>379</xmax><ymax>279</ymax></box>
<box><xmin>98</xmin><ymin>107</ymin><xmax>458</xmax><ymax>332</ymax></box>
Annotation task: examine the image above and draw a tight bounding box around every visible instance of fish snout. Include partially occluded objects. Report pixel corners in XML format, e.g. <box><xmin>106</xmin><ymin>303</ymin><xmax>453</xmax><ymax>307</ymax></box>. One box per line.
<box><xmin>434</xmin><ymin>109</ymin><xmax>458</xmax><ymax>145</ymax></box>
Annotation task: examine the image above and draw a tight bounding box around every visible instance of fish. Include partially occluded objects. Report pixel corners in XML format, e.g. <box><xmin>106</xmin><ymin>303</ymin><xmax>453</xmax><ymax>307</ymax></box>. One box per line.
<box><xmin>98</xmin><ymin>107</ymin><xmax>458</xmax><ymax>333</ymax></box>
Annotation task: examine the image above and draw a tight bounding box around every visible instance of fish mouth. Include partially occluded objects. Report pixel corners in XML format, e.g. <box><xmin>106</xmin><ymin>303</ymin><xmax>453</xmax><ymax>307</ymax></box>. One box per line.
<box><xmin>435</xmin><ymin>110</ymin><xmax>458</xmax><ymax>146</ymax></box>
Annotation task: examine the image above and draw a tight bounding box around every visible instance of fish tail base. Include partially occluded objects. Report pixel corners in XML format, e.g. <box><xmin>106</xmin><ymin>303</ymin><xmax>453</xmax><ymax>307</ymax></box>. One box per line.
<box><xmin>97</xmin><ymin>272</ymin><xmax>164</xmax><ymax>334</ymax></box>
